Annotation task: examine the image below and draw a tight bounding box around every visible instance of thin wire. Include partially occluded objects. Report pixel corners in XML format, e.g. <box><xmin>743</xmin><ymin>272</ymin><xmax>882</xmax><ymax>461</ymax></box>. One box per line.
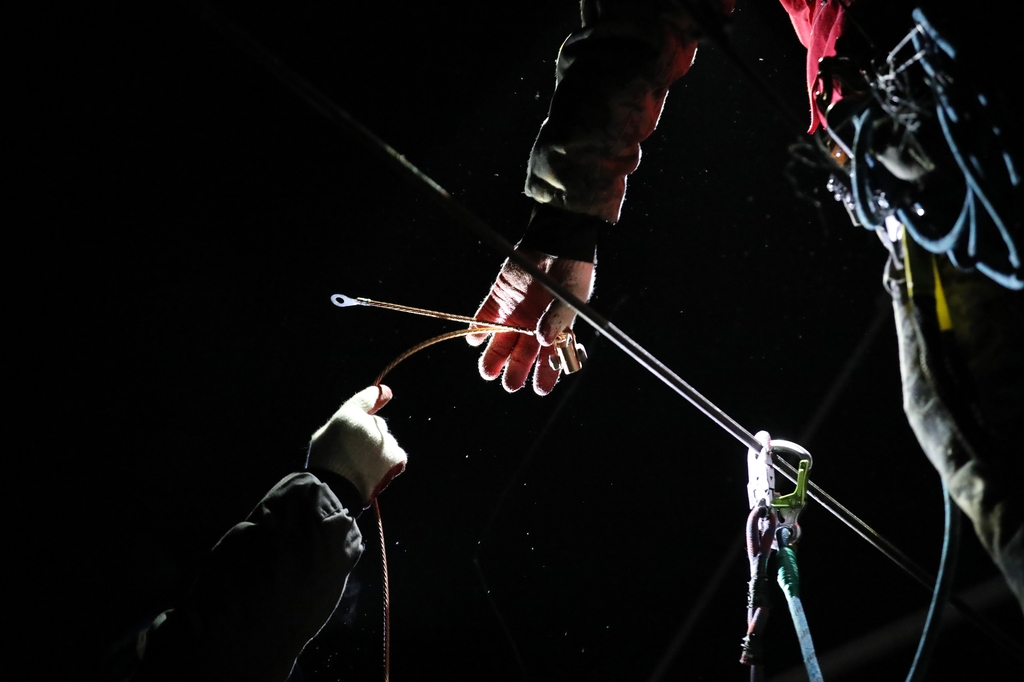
<box><xmin>346</xmin><ymin>295</ymin><xmax>533</xmax><ymax>334</ymax></box>
<box><xmin>367</xmin><ymin>323</ymin><xmax>534</xmax><ymax>681</ymax></box>
<box><xmin>373</xmin><ymin>326</ymin><xmax>517</xmax><ymax>386</ymax></box>
<box><xmin>373</xmin><ymin>498</ymin><xmax>390</xmax><ymax>682</ymax></box>
<box><xmin>367</xmin><ymin>323</ymin><xmax>531</xmax><ymax>681</ymax></box>
<box><xmin>776</xmin><ymin>457</ymin><xmax>934</xmax><ymax>590</ymax></box>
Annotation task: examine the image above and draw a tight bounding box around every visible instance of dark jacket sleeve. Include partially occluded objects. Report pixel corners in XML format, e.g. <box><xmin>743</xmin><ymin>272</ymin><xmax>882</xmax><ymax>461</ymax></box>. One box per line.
<box><xmin>524</xmin><ymin>0</ymin><xmax>734</xmax><ymax>224</ymax></box>
<box><xmin>133</xmin><ymin>471</ymin><xmax>365</xmax><ymax>682</ymax></box>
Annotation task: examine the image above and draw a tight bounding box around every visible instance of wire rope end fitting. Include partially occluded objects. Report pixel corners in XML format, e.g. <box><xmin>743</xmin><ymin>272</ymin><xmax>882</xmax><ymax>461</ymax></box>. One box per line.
<box><xmin>548</xmin><ymin>328</ymin><xmax>587</xmax><ymax>374</ymax></box>
<box><xmin>331</xmin><ymin>293</ymin><xmax>365</xmax><ymax>308</ymax></box>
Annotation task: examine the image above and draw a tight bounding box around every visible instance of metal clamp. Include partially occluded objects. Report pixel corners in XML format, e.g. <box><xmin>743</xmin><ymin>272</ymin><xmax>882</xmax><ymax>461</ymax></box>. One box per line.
<box><xmin>747</xmin><ymin>431</ymin><xmax>812</xmax><ymax>548</ymax></box>
<box><xmin>548</xmin><ymin>329</ymin><xmax>587</xmax><ymax>374</ymax></box>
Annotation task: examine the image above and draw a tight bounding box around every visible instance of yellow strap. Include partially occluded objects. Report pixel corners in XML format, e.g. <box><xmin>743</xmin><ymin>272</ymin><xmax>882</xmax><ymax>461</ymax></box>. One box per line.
<box><xmin>932</xmin><ymin>257</ymin><xmax>953</xmax><ymax>331</ymax></box>
<box><xmin>901</xmin><ymin>227</ymin><xmax>953</xmax><ymax>331</ymax></box>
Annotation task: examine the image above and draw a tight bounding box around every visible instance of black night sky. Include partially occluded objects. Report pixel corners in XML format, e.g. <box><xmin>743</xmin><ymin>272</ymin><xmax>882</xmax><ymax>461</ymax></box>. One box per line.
<box><xmin>15</xmin><ymin>2</ymin><xmax>1023</xmax><ymax>680</ymax></box>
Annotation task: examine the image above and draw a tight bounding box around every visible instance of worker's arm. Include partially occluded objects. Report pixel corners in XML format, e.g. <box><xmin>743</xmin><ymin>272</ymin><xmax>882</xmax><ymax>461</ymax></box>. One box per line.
<box><xmin>471</xmin><ymin>0</ymin><xmax>733</xmax><ymax>395</ymax></box>
<box><xmin>132</xmin><ymin>386</ymin><xmax>406</xmax><ymax>681</ymax></box>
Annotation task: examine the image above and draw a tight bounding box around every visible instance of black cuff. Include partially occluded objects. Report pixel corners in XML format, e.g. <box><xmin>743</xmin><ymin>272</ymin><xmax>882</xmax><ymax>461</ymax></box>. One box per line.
<box><xmin>517</xmin><ymin>203</ymin><xmax>604</xmax><ymax>262</ymax></box>
<box><xmin>306</xmin><ymin>467</ymin><xmax>367</xmax><ymax>516</ymax></box>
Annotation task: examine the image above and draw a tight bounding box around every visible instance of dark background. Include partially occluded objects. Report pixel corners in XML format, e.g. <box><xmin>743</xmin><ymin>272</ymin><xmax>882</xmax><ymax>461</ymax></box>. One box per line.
<box><xmin>15</xmin><ymin>1</ymin><xmax>1023</xmax><ymax>680</ymax></box>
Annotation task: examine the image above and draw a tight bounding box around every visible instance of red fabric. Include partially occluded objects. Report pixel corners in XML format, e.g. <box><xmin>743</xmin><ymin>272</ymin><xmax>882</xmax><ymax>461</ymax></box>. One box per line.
<box><xmin>778</xmin><ymin>0</ymin><xmax>849</xmax><ymax>133</ymax></box>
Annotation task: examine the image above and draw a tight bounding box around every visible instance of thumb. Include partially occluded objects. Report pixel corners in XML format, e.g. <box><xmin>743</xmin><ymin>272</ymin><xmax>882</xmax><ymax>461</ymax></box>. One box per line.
<box><xmin>368</xmin><ymin>384</ymin><xmax>393</xmax><ymax>414</ymax></box>
<box><xmin>348</xmin><ymin>385</ymin><xmax>393</xmax><ymax>415</ymax></box>
<box><xmin>539</xmin><ymin>259</ymin><xmax>595</xmax><ymax>345</ymax></box>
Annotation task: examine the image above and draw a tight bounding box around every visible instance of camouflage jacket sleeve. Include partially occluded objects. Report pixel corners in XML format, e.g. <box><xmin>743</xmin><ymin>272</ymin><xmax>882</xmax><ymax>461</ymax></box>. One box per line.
<box><xmin>524</xmin><ymin>0</ymin><xmax>735</xmax><ymax>224</ymax></box>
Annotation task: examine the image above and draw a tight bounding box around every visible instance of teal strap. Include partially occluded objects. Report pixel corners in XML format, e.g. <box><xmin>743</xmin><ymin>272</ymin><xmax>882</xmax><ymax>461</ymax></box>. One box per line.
<box><xmin>777</xmin><ymin>543</ymin><xmax>824</xmax><ymax>682</ymax></box>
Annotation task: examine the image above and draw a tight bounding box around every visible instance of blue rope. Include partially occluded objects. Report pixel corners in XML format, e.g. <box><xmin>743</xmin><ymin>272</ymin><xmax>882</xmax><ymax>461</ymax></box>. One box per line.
<box><xmin>905</xmin><ymin>480</ymin><xmax>961</xmax><ymax>682</ymax></box>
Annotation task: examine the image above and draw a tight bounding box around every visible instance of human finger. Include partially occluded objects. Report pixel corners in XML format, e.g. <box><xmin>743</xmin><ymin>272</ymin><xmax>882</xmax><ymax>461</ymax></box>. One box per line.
<box><xmin>538</xmin><ymin>259</ymin><xmax>595</xmax><ymax>345</ymax></box>
<box><xmin>502</xmin><ymin>333</ymin><xmax>541</xmax><ymax>392</ymax></box>
<box><xmin>533</xmin><ymin>346</ymin><xmax>561</xmax><ymax>395</ymax></box>
<box><xmin>479</xmin><ymin>331</ymin><xmax>520</xmax><ymax>380</ymax></box>
<box><xmin>368</xmin><ymin>384</ymin><xmax>393</xmax><ymax>415</ymax></box>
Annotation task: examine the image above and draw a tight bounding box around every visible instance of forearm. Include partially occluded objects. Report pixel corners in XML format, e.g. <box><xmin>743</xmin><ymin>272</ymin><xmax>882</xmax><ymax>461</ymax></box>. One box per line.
<box><xmin>525</xmin><ymin>0</ymin><xmax>734</xmax><ymax>223</ymax></box>
<box><xmin>135</xmin><ymin>471</ymin><xmax>365</xmax><ymax>681</ymax></box>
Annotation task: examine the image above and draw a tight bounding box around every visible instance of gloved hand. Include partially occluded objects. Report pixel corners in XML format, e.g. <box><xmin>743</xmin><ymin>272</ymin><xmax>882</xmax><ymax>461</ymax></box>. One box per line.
<box><xmin>467</xmin><ymin>248</ymin><xmax>595</xmax><ymax>395</ymax></box>
<box><xmin>307</xmin><ymin>385</ymin><xmax>407</xmax><ymax>504</ymax></box>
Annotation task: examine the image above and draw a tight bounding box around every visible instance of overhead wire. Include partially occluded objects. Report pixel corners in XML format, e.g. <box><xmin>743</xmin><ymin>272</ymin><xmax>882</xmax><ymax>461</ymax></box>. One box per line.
<box><xmin>184</xmin><ymin>0</ymin><xmax>1023</xmax><ymax>661</ymax></box>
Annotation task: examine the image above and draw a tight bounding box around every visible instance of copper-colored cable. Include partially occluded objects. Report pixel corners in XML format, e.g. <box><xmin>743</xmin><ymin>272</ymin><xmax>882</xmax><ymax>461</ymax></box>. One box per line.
<box><xmin>369</xmin><ymin>323</ymin><xmax>528</xmax><ymax>682</ymax></box>
<box><xmin>373</xmin><ymin>326</ymin><xmax>519</xmax><ymax>386</ymax></box>
<box><xmin>333</xmin><ymin>294</ymin><xmax>531</xmax><ymax>335</ymax></box>
<box><xmin>348</xmin><ymin>295</ymin><xmax>533</xmax><ymax>681</ymax></box>
<box><xmin>373</xmin><ymin>497</ymin><xmax>390</xmax><ymax>682</ymax></box>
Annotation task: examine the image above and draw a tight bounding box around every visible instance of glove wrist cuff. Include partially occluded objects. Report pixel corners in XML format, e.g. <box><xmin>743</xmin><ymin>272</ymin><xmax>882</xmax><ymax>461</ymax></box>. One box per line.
<box><xmin>518</xmin><ymin>202</ymin><xmax>604</xmax><ymax>262</ymax></box>
<box><xmin>307</xmin><ymin>443</ymin><xmax>406</xmax><ymax>504</ymax></box>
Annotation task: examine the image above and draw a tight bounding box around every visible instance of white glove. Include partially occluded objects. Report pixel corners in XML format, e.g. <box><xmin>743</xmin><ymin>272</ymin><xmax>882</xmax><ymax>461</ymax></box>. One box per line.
<box><xmin>308</xmin><ymin>385</ymin><xmax>407</xmax><ymax>504</ymax></box>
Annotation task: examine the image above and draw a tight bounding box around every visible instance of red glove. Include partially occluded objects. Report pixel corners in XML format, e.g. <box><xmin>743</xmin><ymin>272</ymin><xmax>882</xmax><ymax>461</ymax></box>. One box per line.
<box><xmin>467</xmin><ymin>248</ymin><xmax>595</xmax><ymax>395</ymax></box>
